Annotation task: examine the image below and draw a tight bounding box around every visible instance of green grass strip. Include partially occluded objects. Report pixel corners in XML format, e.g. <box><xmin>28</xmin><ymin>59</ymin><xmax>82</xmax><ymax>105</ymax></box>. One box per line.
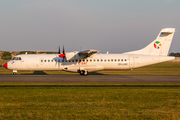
<box><xmin>0</xmin><ymin>87</ymin><xmax>180</xmax><ymax>119</ymax></box>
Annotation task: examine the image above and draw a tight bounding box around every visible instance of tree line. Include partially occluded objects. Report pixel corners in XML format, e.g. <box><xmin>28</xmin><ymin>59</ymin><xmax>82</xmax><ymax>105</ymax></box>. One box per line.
<box><xmin>0</xmin><ymin>51</ymin><xmax>58</xmax><ymax>60</ymax></box>
<box><xmin>0</xmin><ymin>51</ymin><xmax>179</xmax><ymax>60</ymax></box>
<box><xmin>169</xmin><ymin>52</ymin><xmax>180</xmax><ymax>57</ymax></box>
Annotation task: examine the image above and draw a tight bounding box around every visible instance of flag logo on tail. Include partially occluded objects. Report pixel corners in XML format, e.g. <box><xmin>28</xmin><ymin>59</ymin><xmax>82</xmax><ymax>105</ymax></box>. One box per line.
<box><xmin>154</xmin><ymin>41</ymin><xmax>161</xmax><ymax>49</ymax></box>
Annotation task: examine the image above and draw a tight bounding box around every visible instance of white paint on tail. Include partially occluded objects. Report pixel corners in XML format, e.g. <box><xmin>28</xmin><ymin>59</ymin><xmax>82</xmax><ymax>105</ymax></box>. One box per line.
<box><xmin>124</xmin><ymin>28</ymin><xmax>175</xmax><ymax>56</ymax></box>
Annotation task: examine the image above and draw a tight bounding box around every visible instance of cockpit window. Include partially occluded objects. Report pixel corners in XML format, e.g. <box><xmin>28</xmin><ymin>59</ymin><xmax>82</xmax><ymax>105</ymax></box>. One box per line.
<box><xmin>12</xmin><ymin>57</ymin><xmax>22</xmax><ymax>60</ymax></box>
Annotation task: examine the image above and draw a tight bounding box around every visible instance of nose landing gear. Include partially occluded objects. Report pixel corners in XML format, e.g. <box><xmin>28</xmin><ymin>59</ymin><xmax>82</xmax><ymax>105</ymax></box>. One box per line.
<box><xmin>13</xmin><ymin>70</ymin><xmax>17</xmax><ymax>75</ymax></box>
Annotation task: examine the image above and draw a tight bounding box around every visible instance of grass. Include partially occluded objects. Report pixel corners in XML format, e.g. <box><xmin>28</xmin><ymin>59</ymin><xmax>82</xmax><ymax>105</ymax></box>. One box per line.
<box><xmin>0</xmin><ymin>60</ymin><xmax>179</xmax><ymax>75</ymax></box>
<box><xmin>0</xmin><ymin>60</ymin><xmax>180</xmax><ymax>119</ymax></box>
<box><xmin>0</xmin><ymin>86</ymin><xmax>179</xmax><ymax>119</ymax></box>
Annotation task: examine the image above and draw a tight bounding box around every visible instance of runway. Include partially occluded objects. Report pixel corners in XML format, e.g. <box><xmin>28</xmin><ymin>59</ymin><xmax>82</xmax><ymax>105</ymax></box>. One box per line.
<box><xmin>0</xmin><ymin>75</ymin><xmax>180</xmax><ymax>83</ymax></box>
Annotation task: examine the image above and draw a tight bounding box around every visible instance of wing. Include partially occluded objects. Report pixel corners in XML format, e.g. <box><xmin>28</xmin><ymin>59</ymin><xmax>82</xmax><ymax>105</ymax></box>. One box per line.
<box><xmin>78</xmin><ymin>50</ymin><xmax>99</xmax><ymax>58</ymax></box>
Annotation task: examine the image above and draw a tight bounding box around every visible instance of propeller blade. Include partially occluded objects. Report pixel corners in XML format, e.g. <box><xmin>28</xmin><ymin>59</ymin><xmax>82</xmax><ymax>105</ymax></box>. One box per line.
<box><xmin>63</xmin><ymin>45</ymin><xmax>65</xmax><ymax>54</ymax></box>
<box><xmin>58</xmin><ymin>46</ymin><xmax>61</xmax><ymax>54</ymax></box>
<box><xmin>63</xmin><ymin>45</ymin><xmax>65</xmax><ymax>62</ymax></box>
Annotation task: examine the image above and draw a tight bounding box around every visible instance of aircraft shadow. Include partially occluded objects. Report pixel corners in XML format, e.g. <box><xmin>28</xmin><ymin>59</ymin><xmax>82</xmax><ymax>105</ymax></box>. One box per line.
<box><xmin>89</xmin><ymin>72</ymin><xmax>104</xmax><ymax>75</ymax></box>
<box><xmin>21</xmin><ymin>71</ymin><xmax>48</xmax><ymax>75</ymax></box>
<box><xmin>21</xmin><ymin>71</ymin><xmax>103</xmax><ymax>75</ymax></box>
<box><xmin>33</xmin><ymin>71</ymin><xmax>48</xmax><ymax>75</ymax></box>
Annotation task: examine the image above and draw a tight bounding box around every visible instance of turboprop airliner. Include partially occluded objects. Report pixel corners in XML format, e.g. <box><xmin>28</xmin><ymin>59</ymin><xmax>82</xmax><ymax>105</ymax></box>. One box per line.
<box><xmin>3</xmin><ymin>28</ymin><xmax>176</xmax><ymax>75</ymax></box>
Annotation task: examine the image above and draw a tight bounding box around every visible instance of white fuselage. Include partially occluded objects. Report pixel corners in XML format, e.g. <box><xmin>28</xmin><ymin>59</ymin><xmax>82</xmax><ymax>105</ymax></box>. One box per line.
<box><xmin>6</xmin><ymin>54</ymin><xmax>174</xmax><ymax>73</ymax></box>
<box><xmin>4</xmin><ymin>28</ymin><xmax>176</xmax><ymax>75</ymax></box>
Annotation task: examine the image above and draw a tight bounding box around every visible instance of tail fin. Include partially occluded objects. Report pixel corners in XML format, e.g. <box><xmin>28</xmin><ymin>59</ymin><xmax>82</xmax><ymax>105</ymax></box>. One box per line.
<box><xmin>124</xmin><ymin>28</ymin><xmax>175</xmax><ymax>56</ymax></box>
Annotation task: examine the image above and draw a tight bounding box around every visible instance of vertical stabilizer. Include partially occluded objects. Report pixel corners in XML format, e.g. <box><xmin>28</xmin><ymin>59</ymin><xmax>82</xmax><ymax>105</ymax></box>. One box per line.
<box><xmin>124</xmin><ymin>28</ymin><xmax>175</xmax><ymax>56</ymax></box>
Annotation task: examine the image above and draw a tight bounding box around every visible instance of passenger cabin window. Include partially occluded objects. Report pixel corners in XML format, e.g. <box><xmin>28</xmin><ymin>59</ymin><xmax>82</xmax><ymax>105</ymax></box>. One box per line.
<box><xmin>45</xmin><ymin>60</ymin><xmax>46</xmax><ymax>62</ymax></box>
<box><xmin>48</xmin><ymin>60</ymin><xmax>50</xmax><ymax>62</ymax></box>
<box><xmin>104</xmin><ymin>59</ymin><xmax>106</xmax><ymax>62</ymax></box>
<box><xmin>41</xmin><ymin>60</ymin><xmax>43</xmax><ymax>62</ymax></box>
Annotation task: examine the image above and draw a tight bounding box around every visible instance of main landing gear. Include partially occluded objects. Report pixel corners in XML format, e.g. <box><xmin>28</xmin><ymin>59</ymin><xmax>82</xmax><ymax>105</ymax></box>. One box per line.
<box><xmin>13</xmin><ymin>70</ymin><xmax>17</xmax><ymax>75</ymax></box>
<box><xmin>79</xmin><ymin>70</ymin><xmax>88</xmax><ymax>76</ymax></box>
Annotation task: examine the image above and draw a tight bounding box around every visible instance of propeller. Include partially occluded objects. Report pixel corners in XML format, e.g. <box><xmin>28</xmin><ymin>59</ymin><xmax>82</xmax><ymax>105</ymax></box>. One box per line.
<box><xmin>59</xmin><ymin>45</ymin><xmax>66</xmax><ymax>62</ymax></box>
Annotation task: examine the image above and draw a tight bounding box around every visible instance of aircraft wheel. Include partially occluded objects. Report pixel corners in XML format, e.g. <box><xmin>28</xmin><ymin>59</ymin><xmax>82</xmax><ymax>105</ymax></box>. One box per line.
<box><xmin>84</xmin><ymin>70</ymin><xmax>88</xmax><ymax>76</ymax></box>
<box><xmin>80</xmin><ymin>70</ymin><xmax>84</xmax><ymax>75</ymax></box>
<box><xmin>13</xmin><ymin>72</ymin><xmax>17</xmax><ymax>75</ymax></box>
<box><xmin>79</xmin><ymin>70</ymin><xmax>88</xmax><ymax>76</ymax></box>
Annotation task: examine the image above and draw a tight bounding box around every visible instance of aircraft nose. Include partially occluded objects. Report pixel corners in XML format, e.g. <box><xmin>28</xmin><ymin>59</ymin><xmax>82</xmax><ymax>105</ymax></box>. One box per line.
<box><xmin>3</xmin><ymin>62</ymin><xmax>8</xmax><ymax>69</ymax></box>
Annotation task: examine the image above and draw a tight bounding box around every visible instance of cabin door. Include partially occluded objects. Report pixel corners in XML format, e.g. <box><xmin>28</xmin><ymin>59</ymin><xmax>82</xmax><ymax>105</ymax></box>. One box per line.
<box><xmin>129</xmin><ymin>55</ymin><xmax>134</xmax><ymax>69</ymax></box>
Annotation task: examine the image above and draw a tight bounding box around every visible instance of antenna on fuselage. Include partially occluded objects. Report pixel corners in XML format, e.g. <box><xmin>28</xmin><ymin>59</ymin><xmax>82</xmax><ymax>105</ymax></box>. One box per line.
<box><xmin>25</xmin><ymin>52</ymin><xmax>27</xmax><ymax>54</ymax></box>
<box><xmin>106</xmin><ymin>51</ymin><xmax>109</xmax><ymax>54</ymax></box>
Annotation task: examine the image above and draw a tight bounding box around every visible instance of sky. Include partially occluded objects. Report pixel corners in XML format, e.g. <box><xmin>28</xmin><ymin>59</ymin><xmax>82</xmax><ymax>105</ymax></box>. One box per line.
<box><xmin>0</xmin><ymin>0</ymin><xmax>180</xmax><ymax>53</ymax></box>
